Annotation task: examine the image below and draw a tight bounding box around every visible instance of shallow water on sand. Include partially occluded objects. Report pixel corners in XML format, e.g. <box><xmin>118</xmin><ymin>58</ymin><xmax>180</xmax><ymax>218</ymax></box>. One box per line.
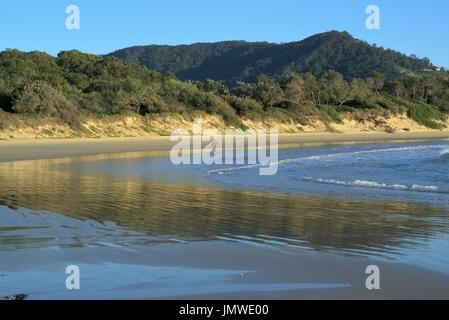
<box><xmin>206</xmin><ymin>140</ymin><xmax>449</xmax><ymax>203</ymax></box>
<box><xmin>1</xmin><ymin>141</ymin><xmax>449</xmax><ymax>298</ymax></box>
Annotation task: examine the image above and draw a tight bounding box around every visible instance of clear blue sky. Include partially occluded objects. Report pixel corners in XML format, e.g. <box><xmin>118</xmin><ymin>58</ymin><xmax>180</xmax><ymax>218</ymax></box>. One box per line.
<box><xmin>0</xmin><ymin>0</ymin><xmax>448</xmax><ymax>67</ymax></box>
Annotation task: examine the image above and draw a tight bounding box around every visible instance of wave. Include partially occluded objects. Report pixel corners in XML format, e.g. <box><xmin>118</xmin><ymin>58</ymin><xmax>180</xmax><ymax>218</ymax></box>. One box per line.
<box><xmin>208</xmin><ymin>144</ymin><xmax>449</xmax><ymax>175</ymax></box>
<box><xmin>428</xmin><ymin>148</ymin><xmax>449</xmax><ymax>164</ymax></box>
<box><xmin>301</xmin><ymin>177</ymin><xmax>449</xmax><ymax>194</ymax></box>
<box><xmin>439</xmin><ymin>148</ymin><xmax>449</xmax><ymax>160</ymax></box>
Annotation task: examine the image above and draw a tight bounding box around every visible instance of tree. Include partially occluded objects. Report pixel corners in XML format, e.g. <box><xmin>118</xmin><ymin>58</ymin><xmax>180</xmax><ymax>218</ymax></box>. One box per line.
<box><xmin>12</xmin><ymin>81</ymin><xmax>79</xmax><ymax>127</ymax></box>
<box><xmin>366</xmin><ymin>71</ymin><xmax>385</xmax><ymax>94</ymax></box>
<box><xmin>253</xmin><ymin>75</ymin><xmax>283</xmax><ymax>108</ymax></box>
<box><xmin>384</xmin><ymin>80</ymin><xmax>405</xmax><ymax>98</ymax></box>
<box><xmin>320</xmin><ymin>71</ymin><xmax>352</xmax><ymax>106</ymax></box>
<box><xmin>350</xmin><ymin>78</ymin><xmax>373</xmax><ymax>101</ymax></box>
<box><xmin>199</xmin><ymin>79</ymin><xmax>229</xmax><ymax>96</ymax></box>
<box><xmin>233</xmin><ymin>81</ymin><xmax>254</xmax><ymax>99</ymax></box>
<box><xmin>401</xmin><ymin>76</ymin><xmax>420</xmax><ymax>100</ymax></box>
<box><xmin>302</xmin><ymin>73</ymin><xmax>322</xmax><ymax>105</ymax></box>
<box><xmin>281</xmin><ymin>73</ymin><xmax>305</xmax><ymax>103</ymax></box>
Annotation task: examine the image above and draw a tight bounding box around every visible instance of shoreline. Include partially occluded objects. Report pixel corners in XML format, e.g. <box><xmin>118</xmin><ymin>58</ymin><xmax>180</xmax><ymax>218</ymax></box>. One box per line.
<box><xmin>1</xmin><ymin>131</ymin><xmax>449</xmax><ymax>163</ymax></box>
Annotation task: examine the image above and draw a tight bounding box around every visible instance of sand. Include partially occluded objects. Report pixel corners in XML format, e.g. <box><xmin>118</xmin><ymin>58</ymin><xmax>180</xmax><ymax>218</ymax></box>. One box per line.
<box><xmin>1</xmin><ymin>131</ymin><xmax>449</xmax><ymax>163</ymax></box>
<box><xmin>2</xmin><ymin>240</ymin><xmax>449</xmax><ymax>299</ymax></box>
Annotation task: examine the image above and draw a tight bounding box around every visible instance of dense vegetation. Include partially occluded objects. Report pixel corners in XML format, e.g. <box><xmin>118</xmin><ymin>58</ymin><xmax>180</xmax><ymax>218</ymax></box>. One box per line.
<box><xmin>109</xmin><ymin>31</ymin><xmax>447</xmax><ymax>86</ymax></box>
<box><xmin>0</xmin><ymin>46</ymin><xmax>448</xmax><ymax>133</ymax></box>
<box><xmin>0</xmin><ymin>49</ymin><xmax>241</xmax><ymax>129</ymax></box>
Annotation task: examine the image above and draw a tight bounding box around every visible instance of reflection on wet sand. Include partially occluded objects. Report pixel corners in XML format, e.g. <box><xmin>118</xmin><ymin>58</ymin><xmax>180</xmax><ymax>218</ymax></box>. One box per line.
<box><xmin>1</xmin><ymin>156</ymin><xmax>449</xmax><ymax>258</ymax></box>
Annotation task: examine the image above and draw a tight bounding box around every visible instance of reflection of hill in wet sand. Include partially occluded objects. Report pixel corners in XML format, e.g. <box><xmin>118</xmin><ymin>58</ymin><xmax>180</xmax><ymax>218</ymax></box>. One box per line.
<box><xmin>1</xmin><ymin>156</ymin><xmax>449</xmax><ymax>256</ymax></box>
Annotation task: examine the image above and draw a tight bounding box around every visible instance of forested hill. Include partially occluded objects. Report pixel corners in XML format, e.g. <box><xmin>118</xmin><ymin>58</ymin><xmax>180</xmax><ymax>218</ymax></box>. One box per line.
<box><xmin>108</xmin><ymin>31</ymin><xmax>445</xmax><ymax>86</ymax></box>
<box><xmin>1</xmin><ymin>48</ymin><xmax>448</xmax><ymax>136</ymax></box>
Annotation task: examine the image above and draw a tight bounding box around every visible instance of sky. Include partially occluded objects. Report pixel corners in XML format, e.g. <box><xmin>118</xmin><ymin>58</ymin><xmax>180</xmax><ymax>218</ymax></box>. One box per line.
<box><xmin>0</xmin><ymin>0</ymin><xmax>448</xmax><ymax>67</ymax></box>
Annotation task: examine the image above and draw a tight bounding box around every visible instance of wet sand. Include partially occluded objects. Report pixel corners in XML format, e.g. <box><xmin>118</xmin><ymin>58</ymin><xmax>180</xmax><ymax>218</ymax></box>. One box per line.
<box><xmin>2</xmin><ymin>241</ymin><xmax>449</xmax><ymax>300</ymax></box>
<box><xmin>1</xmin><ymin>131</ymin><xmax>449</xmax><ymax>163</ymax></box>
<box><xmin>2</xmin><ymin>133</ymin><xmax>449</xmax><ymax>300</ymax></box>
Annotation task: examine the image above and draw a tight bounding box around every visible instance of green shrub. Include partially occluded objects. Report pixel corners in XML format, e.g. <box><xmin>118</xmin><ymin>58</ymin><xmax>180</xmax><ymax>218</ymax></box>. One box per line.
<box><xmin>12</xmin><ymin>81</ymin><xmax>80</xmax><ymax>129</ymax></box>
<box><xmin>317</xmin><ymin>105</ymin><xmax>342</xmax><ymax>123</ymax></box>
<box><xmin>408</xmin><ymin>103</ymin><xmax>443</xmax><ymax>129</ymax></box>
<box><xmin>227</xmin><ymin>96</ymin><xmax>264</xmax><ymax>117</ymax></box>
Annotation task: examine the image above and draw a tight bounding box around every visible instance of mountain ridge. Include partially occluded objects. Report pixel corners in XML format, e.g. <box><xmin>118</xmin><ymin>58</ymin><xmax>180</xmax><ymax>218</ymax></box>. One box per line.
<box><xmin>108</xmin><ymin>31</ymin><xmax>445</xmax><ymax>85</ymax></box>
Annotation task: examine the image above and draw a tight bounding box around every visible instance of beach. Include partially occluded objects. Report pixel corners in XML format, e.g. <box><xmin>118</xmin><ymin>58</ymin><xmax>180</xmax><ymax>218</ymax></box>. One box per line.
<box><xmin>3</xmin><ymin>238</ymin><xmax>449</xmax><ymax>300</ymax></box>
<box><xmin>1</xmin><ymin>132</ymin><xmax>449</xmax><ymax>300</ymax></box>
<box><xmin>1</xmin><ymin>131</ymin><xmax>449</xmax><ymax>163</ymax></box>
<box><xmin>1</xmin><ymin>0</ymin><xmax>449</xmax><ymax>305</ymax></box>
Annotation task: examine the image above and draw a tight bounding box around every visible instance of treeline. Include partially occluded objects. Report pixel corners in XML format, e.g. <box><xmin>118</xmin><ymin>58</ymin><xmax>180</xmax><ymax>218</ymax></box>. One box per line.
<box><xmin>0</xmin><ymin>49</ymin><xmax>240</xmax><ymax>128</ymax></box>
<box><xmin>0</xmin><ymin>49</ymin><xmax>448</xmax><ymax>131</ymax></box>
<box><xmin>226</xmin><ymin>71</ymin><xmax>449</xmax><ymax>127</ymax></box>
<box><xmin>109</xmin><ymin>31</ymin><xmax>441</xmax><ymax>85</ymax></box>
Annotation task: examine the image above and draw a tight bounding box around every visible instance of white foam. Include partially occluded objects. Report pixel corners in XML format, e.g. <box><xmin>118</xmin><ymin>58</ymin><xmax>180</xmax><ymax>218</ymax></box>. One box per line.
<box><xmin>302</xmin><ymin>177</ymin><xmax>448</xmax><ymax>194</ymax></box>
<box><xmin>411</xmin><ymin>184</ymin><xmax>439</xmax><ymax>192</ymax></box>
<box><xmin>353</xmin><ymin>180</ymin><xmax>408</xmax><ymax>191</ymax></box>
<box><xmin>208</xmin><ymin>144</ymin><xmax>449</xmax><ymax>175</ymax></box>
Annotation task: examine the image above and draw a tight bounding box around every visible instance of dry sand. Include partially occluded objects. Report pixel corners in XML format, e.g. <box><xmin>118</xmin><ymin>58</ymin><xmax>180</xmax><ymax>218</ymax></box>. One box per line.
<box><xmin>1</xmin><ymin>131</ymin><xmax>449</xmax><ymax>163</ymax></box>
